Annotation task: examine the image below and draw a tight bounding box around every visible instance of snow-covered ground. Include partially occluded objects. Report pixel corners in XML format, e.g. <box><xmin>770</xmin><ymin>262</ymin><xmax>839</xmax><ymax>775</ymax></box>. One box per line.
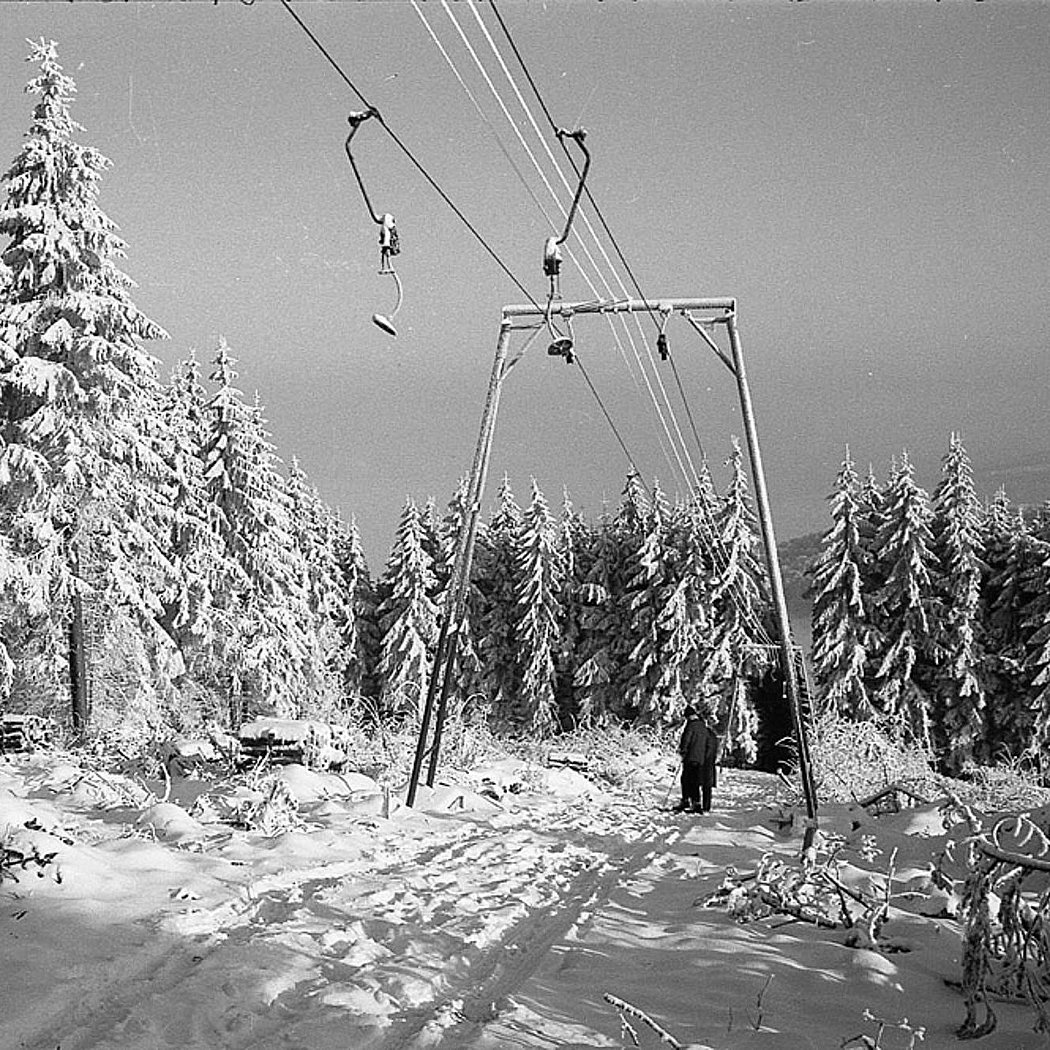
<box><xmin>1</xmin><ymin>749</ymin><xmax>1046</xmax><ymax>1050</ymax></box>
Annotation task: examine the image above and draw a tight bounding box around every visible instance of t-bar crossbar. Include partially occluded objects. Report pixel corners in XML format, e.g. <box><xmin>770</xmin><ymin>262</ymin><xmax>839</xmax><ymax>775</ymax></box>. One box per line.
<box><xmin>503</xmin><ymin>296</ymin><xmax>735</xmax><ymax>321</ymax></box>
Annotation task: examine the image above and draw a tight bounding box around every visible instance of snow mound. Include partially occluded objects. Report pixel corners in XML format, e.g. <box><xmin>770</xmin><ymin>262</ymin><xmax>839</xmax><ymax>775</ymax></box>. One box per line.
<box><xmin>277</xmin><ymin>763</ymin><xmax>377</xmax><ymax>803</ymax></box>
<box><xmin>543</xmin><ymin>767</ymin><xmax>602</xmax><ymax>799</ymax></box>
<box><xmin>137</xmin><ymin>801</ymin><xmax>208</xmax><ymax>843</ymax></box>
<box><xmin>334</xmin><ymin>770</ymin><xmax>381</xmax><ymax>794</ymax></box>
<box><xmin>411</xmin><ymin>783</ymin><xmax>501</xmax><ymax>814</ymax></box>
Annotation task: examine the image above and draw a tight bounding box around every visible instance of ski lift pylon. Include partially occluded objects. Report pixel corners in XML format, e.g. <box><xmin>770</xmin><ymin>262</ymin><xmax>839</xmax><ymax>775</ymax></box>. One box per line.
<box><xmin>345</xmin><ymin>109</ymin><xmax>403</xmax><ymax>337</ymax></box>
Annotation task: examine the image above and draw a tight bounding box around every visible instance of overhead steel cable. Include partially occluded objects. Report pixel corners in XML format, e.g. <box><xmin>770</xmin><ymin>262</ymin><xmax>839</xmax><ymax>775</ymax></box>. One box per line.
<box><xmin>279</xmin><ymin>0</ymin><xmax>650</xmax><ymax>495</ymax></box>
<box><xmin>482</xmin><ymin>0</ymin><xmax>717</xmax><ymax>498</ymax></box>
<box><xmin>467</xmin><ymin>0</ymin><xmax>704</xmax><ymax>500</ymax></box>
<box><xmin>410</xmin><ymin>0</ymin><xmax>556</xmax><ymax>234</ymax></box>
<box><xmin>423</xmin><ymin>0</ymin><xmax>682</xmax><ymax>494</ymax></box>
<box><xmin>279</xmin><ymin>0</ymin><xmax>771</xmax><ymax>655</ymax></box>
<box><xmin>477</xmin><ymin>3</ymin><xmax>775</xmax><ymax>646</ymax></box>
<box><xmin>279</xmin><ymin>0</ymin><xmax>536</xmax><ymax>308</ymax></box>
<box><xmin>482</xmin><ymin>1</ymin><xmax>723</xmax><ymax>488</ymax></box>
<box><xmin>435</xmin><ymin>0</ymin><xmax>648</xmax><ymax>404</ymax></box>
<box><xmin>486</xmin><ymin>0</ymin><xmax>665</xmax><ymax>339</ymax></box>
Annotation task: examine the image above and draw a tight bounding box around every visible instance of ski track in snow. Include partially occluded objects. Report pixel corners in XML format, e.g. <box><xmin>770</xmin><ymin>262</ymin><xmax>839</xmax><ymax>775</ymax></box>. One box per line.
<box><xmin>7</xmin><ymin>769</ymin><xmax>673</xmax><ymax>1050</ymax></box>
<box><xmin>10</xmin><ymin>759</ymin><xmax>1045</xmax><ymax>1050</ymax></box>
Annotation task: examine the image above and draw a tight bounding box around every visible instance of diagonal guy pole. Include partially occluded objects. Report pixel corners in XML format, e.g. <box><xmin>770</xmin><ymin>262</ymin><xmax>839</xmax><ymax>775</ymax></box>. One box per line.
<box><xmin>406</xmin><ymin>318</ymin><xmax>513</xmax><ymax>806</ymax></box>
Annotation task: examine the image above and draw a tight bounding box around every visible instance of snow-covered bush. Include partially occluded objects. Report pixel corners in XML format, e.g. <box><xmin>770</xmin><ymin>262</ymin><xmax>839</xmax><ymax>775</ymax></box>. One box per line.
<box><xmin>805</xmin><ymin>710</ymin><xmax>940</xmax><ymax>805</ymax></box>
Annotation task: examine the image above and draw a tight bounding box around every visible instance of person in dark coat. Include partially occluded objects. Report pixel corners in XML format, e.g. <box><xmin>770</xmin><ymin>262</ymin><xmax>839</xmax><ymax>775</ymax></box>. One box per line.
<box><xmin>674</xmin><ymin>704</ymin><xmax>718</xmax><ymax>813</ymax></box>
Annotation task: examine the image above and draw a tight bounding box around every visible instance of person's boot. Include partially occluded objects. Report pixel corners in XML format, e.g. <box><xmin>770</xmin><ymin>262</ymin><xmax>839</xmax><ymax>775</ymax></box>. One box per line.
<box><xmin>672</xmin><ymin>799</ymin><xmax>690</xmax><ymax>813</ymax></box>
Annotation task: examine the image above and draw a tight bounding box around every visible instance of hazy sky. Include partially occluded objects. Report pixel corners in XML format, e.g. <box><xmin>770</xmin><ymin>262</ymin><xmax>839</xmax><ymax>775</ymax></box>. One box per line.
<box><xmin>2</xmin><ymin>1</ymin><xmax>1048</xmax><ymax>564</ymax></box>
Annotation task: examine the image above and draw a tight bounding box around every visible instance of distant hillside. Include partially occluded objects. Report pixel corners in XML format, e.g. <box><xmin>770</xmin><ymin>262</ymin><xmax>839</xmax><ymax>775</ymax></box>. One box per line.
<box><xmin>981</xmin><ymin>450</ymin><xmax>1050</xmax><ymax>508</ymax></box>
<box><xmin>776</xmin><ymin>530</ymin><xmax>822</xmax><ymax>649</ymax></box>
<box><xmin>777</xmin><ymin>530</ymin><xmax>822</xmax><ymax>605</ymax></box>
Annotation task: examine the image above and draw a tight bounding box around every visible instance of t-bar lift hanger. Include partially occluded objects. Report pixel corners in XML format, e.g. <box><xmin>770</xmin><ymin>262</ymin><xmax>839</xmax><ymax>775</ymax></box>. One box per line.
<box><xmin>542</xmin><ymin>128</ymin><xmax>590</xmax><ymax>363</ymax></box>
<box><xmin>345</xmin><ymin>108</ymin><xmax>403</xmax><ymax>337</ymax></box>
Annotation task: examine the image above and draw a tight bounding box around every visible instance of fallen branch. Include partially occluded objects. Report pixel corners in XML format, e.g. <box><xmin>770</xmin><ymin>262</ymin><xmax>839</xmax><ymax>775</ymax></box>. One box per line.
<box><xmin>603</xmin><ymin>994</ymin><xmax>687</xmax><ymax>1049</ymax></box>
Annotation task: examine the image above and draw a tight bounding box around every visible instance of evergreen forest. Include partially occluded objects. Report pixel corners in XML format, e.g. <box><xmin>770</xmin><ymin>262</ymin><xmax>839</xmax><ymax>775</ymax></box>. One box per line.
<box><xmin>2</xmin><ymin>42</ymin><xmax>1047</xmax><ymax>780</ymax></box>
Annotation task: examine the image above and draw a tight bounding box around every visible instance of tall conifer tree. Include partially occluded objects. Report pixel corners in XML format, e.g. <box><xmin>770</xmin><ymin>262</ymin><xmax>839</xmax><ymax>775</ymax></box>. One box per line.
<box><xmin>870</xmin><ymin>452</ymin><xmax>941</xmax><ymax>748</ymax></box>
<box><xmin>810</xmin><ymin>448</ymin><xmax>875</xmax><ymax>719</ymax></box>
<box><xmin>1019</xmin><ymin>528</ymin><xmax>1050</xmax><ymax>758</ymax></box>
<box><xmin>0</xmin><ymin>41</ymin><xmax>176</xmax><ymax>731</ymax></box>
<box><xmin>377</xmin><ymin>497</ymin><xmax>437</xmax><ymax>719</ymax></box>
<box><xmin>555</xmin><ymin>488</ymin><xmax>590</xmax><ymax>724</ymax></box>
<box><xmin>477</xmin><ymin>475</ymin><xmax>522</xmax><ymax>716</ymax></box>
<box><xmin>931</xmin><ymin>433</ymin><xmax>986</xmax><ymax>770</ymax></box>
<box><xmin>624</xmin><ymin>481</ymin><xmax>691</xmax><ymax>723</ymax></box>
<box><xmin>706</xmin><ymin>441</ymin><xmax>770</xmax><ymax>763</ymax></box>
<box><xmin>514</xmin><ymin>480</ymin><xmax>563</xmax><ymax>735</ymax></box>
<box><xmin>201</xmin><ymin>344</ymin><xmax>317</xmax><ymax>720</ymax></box>
<box><xmin>337</xmin><ymin>516</ymin><xmax>380</xmax><ymax>703</ymax></box>
<box><xmin>571</xmin><ymin>506</ymin><xmax>622</xmax><ymax>724</ymax></box>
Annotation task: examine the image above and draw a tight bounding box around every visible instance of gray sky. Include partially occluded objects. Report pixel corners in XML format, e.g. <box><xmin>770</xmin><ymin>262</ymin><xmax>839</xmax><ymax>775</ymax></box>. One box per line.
<box><xmin>3</xmin><ymin>1</ymin><xmax>1048</xmax><ymax>564</ymax></box>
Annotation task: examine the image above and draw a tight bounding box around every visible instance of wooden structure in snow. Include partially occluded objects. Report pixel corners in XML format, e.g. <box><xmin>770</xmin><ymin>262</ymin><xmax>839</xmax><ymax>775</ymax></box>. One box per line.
<box><xmin>238</xmin><ymin>718</ymin><xmax>344</xmax><ymax>770</ymax></box>
<box><xmin>1</xmin><ymin>713</ymin><xmax>54</xmax><ymax>753</ymax></box>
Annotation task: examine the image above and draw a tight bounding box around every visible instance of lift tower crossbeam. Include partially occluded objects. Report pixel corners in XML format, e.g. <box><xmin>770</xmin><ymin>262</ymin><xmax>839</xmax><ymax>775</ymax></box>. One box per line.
<box><xmin>407</xmin><ymin>296</ymin><xmax>818</xmax><ymax>853</ymax></box>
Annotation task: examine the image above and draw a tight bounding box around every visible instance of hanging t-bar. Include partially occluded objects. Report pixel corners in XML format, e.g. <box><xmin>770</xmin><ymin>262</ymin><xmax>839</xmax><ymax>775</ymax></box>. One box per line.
<box><xmin>542</xmin><ymin>128</ymin><xmax>591</xmax><ymax>294</ymax></box>
<box><xmin>345</xmin><ymin>109</ymin><xmax>403</xmax><ymax>336</ymax></box>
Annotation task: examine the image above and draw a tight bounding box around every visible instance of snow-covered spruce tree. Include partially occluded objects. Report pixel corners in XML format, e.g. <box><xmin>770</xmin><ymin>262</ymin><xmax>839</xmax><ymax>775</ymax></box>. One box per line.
<box><xmin>623</xmin><ymin>481</ymin><xmax>693</xmax><ymax>725</ymax></box>
<box><xmin>809</xmin><ymin>448</ymin><xmax>876</xmax><ymax>720</ymax></box>
<box><xmin>1018</xmin><ymin>526</ymin><xmax>1050</xmax><ymax>762</ymax></box>
<box><xmin>604</xmin><ymin>471</ymin><xmax>656</xmax><ymax>719</ymax></box>
<box><xmin>286</xmin><ymin>458</ymin><xmax>351</xmax><ymax>709</ymax></box>
<box><xmin>981</xmin><ymin>493</ymin><xmax>1041</xmax><ymax>757</ymax></box>
<box><xmin>704</xmin><ymin>440</ymin><xmax>771</xmax><ymax>764</ymax></box>
<box><xmin>931</xmin><ymin>433</ymin><xmax>987</xmax><ymax>771</ymax></box>
<box><xmin>869</xmin><ymin>452</ymin><xmax>941</xmax><ymax>749</ymax></box>
<box><xmin>376</xmin><ymin>497</ymin><xmax>438</xmax><ymax>720</ymax></box>
<box><xmin>0</xmin><ymin>40</ymin><xmax>178</xmax><ymax>734</ymax></box>
<box><xmin>571</xmin><ymin>505</ymin><xmax>623</xmax><ymax>725</ymax></box>
<box><xmin>675</xmin><ymin>489</ymin><xmax>718</xmax><ymax>699</ymax></box>
<box><xmin>476</xmin><ymin>475</ymin><xmax>523</xmax><ymax>718</ymax></box>
<box><xmin>856</xmin><ymin>465</ymin><xmax>887</xmax><ymax>639</ymax></box>
<box><xmin>155</xmin><ymin>354</ymin><xmax>239</xmax><ymax>722</ymax></box>
<box><xmin>201</xmin><ymin>343</ymin><xmax>320</xmax><ymax>722</ymax></box>
<box><xmin>554</xmin><ymin>488</ymin><xmax>592</xmax><ymax>726</ymax></box>
<box><xmin>429</xmin><ymin>478</ymin><xmax>485</xmax><ymax>718</ymax></box>
<box><xmin>513</xmin><ymin>480</ymin><xmax>564</xmax><ymax>735</ymax></box>
<box><xmin>336</xmin><ymin>516</ymin><xmax>380</xmax><ymax>704</ymax></box>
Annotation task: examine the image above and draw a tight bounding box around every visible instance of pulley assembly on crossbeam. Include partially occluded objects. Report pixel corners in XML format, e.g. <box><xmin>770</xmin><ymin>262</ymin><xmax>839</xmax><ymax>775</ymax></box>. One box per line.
<box><xmin>542</xmin><ymin>128</ymin><xmax>590</xmax><ymax>362</ymax></box>
<box><xmin>345</xmin><ymin>108</ymin><xmax>403</xmax><ymax>337</ymax></box>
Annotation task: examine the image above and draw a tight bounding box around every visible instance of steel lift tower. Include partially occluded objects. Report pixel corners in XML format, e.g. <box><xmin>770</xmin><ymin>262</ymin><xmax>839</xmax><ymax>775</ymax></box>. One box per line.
<box><xmin>407</xmin><ymin>296</ymin><xmax>819</xmax><ymax>851</ymax></box>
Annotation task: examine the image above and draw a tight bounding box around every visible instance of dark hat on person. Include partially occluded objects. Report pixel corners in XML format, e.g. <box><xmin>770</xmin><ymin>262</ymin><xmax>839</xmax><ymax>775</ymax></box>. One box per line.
<box><xmin>682</xmin><ymin>704</ymin><xmax>697</xmax><ymax>718</ymax></box>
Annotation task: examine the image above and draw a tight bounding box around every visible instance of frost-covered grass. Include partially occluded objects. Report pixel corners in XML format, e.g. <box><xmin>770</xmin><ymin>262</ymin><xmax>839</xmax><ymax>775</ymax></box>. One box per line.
<box><xmin>806</xmin><ymin>712</ymin><xmax>943</xmax><ymax>804</ymax></box>
<box><xmin>804</xmin><ymin>711</ymin><xmax>1050</xmax><ymax>813</ymax></box>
